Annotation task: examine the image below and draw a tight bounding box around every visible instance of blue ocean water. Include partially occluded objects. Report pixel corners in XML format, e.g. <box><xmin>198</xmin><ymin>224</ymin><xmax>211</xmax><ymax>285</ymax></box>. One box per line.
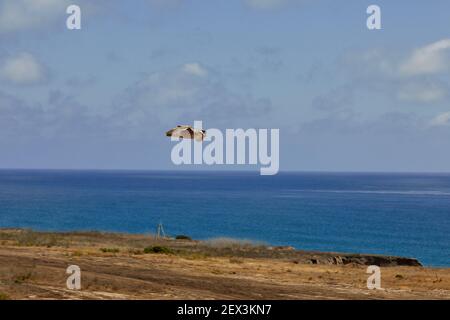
<box><xmin>0</xmin><ymin>170</ymin><xmax>448</xmax><ymax>267</ymax></box>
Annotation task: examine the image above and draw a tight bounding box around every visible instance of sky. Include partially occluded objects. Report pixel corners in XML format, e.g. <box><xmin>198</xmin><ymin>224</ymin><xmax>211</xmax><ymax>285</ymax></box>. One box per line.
<box><xmin>1</xmin><ymin>0</ymin><xmax>450</xmax><ymax>172</ymax></box>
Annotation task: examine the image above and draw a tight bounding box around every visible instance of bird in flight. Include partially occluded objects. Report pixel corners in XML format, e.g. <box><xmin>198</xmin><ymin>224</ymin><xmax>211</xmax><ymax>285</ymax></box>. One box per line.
<box><xmin>166</xmin><ymin>125</ymin><xmax>206</xmax><ymax>141</ymax></box>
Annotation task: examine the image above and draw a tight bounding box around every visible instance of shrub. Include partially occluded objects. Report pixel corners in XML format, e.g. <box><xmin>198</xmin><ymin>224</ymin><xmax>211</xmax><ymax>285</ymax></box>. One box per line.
<box><xmin>13</xmin><ymin>271</ymin><xmax>34</xmax><ymax>284</ymax></box>
<box><xmin>0</xmin><ymin>293</ymin><xmax>10</xmax><ymax>300</ymax></box>
<box><xmin>175</xmin><ymin>235</ymin><xmax>192</xmax><ymax>241</ymax></box>
<box><xmin>143</xmin><ymin>246</ymin><xmax>173</xmax><ymax>254</ymax></box>
<box><xmin>100</xmin><ymin>248</ymin><xmax>120</xmax><ymax>253</ymax></box>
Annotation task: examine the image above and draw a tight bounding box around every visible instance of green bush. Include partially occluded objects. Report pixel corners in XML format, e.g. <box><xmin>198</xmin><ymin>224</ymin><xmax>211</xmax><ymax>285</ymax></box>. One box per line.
<box><xmin>143</xmin><ymin>246</ymin><xmax>173</xmax><ymax>254</ymax></box>
<box><xmin>175</xmin><ymin>235</ymin><xmax>192</xmax><ymax>241</ymax></box>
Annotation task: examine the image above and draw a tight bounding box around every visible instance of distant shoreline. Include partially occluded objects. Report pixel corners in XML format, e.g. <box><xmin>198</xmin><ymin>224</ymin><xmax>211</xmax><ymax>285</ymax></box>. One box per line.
<box><xmin>1</xmin><ymin>227</ymin><xmax>447</xmax><ymax>268</ymax></box>
<box><xmin>0</xmin><ymin>228</ymin><xmax>425</xmax><ymax>267</ymax></box>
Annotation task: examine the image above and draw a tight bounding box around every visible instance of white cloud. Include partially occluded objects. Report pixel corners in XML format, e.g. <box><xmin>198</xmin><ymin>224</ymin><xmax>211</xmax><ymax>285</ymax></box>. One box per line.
<box><xmin>430</xmin><ymin>112</ymin><xmax>450</xmax><ymax>127</ymax></box>
<box><xmin>1</xmin><ymin>52</ymin><xmax>46</xmax><ymax>85</ymax></box>
<box><xmin>397</xmin><ymin>81</ymin><xmax>447</xmax><ymax>103</ymax></box>
<box><xmin>341</xmin><ymin>45</ymin><xmax>450</xmax><ymax>104</ymax></box>
<box><xmin>110</xmin><ymin>62</ymin><xmax>272</xmax><ymax>134</ymax></box>
<box><xmin>400</xmin><ymin>39</ymin><xmax>450</xmax><ymax>76</ymax></box>
<box><xmin>244</xmin><ymin>0</ymin><xmax>289</xmax><ymax>9</ymax></box>
<box><xmin>0</xmin><ymin>89</ymin><xmax>96</xmax><ymax>141</ymax></box>
<box><xmin>182</xmin><ymin>62</ymin><xmax>208</xmax><ymax>77</ymax></box>
<box><xmin>0</xmin><ymin>0</ymin><xmax>70</xmax><ymax>33</ymax></box>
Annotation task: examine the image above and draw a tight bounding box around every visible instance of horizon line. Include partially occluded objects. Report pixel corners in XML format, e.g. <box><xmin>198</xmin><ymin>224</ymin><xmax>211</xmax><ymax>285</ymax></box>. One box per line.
<box><xmin>1</xmin><ymin>167</ymin><xmax>450</xmax><ymax>175</ymax></box>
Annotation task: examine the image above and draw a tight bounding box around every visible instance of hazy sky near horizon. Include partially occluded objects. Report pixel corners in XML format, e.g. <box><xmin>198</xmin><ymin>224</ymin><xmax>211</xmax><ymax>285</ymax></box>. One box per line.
<box><xmin>1</xmin><ymin>0</ymin><xmax>450</xmax><ymax>172</ymax></box>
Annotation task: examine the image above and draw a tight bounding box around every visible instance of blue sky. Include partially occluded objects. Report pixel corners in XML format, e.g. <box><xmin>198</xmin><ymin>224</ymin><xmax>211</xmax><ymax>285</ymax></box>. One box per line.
<box><xmin>1</xmin><ymin>0</ymin><xmax>450</xmax><ymax>171</ymax></box>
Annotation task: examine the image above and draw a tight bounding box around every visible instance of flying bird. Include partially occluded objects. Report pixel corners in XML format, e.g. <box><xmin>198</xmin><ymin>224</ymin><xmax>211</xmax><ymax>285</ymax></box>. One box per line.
<box><xmin>166</xmin><ymin>125</ymin><xmax>206</xmax><ymax>141</ymax></box>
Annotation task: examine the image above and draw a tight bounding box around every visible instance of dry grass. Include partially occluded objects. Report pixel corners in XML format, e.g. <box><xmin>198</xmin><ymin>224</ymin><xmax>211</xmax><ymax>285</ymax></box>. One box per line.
<box><xmin>204</xmin><ymin>237</ymin><xmax>266</xmax><ymax>249</ymax></box>
<box><xmin>99</xmin><ymin>248</ymin><xmax>120</xmax><ymax>253</ymax></box>
<box><xmin>0</xmin><ymin>228</ymin><xmax>448</xmax><ymax>300</ymax></box>
<box><xmin>0</xmin><ymin>292</ymin><xmax>10</xmax><ymax>300</ymax></box>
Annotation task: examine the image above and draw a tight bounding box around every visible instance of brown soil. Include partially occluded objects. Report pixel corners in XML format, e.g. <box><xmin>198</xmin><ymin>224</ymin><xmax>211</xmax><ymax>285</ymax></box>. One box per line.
<box><xmin>0</xmin><ymin>229</ymin><xmax>448</xmax><ymax>300</ymax></box>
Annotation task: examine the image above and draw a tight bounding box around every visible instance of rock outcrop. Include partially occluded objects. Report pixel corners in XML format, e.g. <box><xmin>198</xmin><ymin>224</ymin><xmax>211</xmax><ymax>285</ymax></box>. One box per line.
<box><xmin>306</xmin><ymin>254</ymin><xmax>422</xmax><ymax>267</ymax></box>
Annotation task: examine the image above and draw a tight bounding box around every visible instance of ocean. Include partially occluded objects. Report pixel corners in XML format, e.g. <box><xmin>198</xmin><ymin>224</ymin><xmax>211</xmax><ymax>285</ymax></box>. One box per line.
<box><xmin>0</xmin><ymin>170</ymin><xmax>448</xmax><ymax>267</ymax></box>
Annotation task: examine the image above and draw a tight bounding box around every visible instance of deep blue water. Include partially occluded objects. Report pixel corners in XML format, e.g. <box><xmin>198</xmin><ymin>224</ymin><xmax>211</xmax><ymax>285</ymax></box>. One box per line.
<box><xmin>0</xmin><ymin>170</ymin><xmax>449</xmax><ymax>267</ymax></box>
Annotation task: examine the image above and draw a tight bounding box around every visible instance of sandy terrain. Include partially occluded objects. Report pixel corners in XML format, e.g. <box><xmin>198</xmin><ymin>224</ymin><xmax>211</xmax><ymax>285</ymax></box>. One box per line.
<box><xmin>0</xmin><ymin>229</ymin><xmax>448</xmax><ymax>300</ymax></box>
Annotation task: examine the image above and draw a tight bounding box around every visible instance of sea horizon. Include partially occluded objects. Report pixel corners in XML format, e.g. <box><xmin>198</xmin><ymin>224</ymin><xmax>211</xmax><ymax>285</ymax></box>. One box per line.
<box><xmin>3</xmin><ymin>168</ymin><xmax>450</xmax><ymax>175</ymax></box>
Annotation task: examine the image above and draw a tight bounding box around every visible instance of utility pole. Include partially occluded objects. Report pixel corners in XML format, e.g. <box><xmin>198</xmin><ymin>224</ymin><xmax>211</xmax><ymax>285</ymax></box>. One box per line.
<box><xmin>156</xmin><ymin>221</ymin><xmax>166</xmax><ymax>239</ymax></box>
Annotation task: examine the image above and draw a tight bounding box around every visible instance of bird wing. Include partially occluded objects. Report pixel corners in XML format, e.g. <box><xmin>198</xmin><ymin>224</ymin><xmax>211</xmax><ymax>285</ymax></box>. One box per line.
<box><xmin>166</xmin><ymin>126</ymin><xmax>204</xmax><ymax>141</ymax></box>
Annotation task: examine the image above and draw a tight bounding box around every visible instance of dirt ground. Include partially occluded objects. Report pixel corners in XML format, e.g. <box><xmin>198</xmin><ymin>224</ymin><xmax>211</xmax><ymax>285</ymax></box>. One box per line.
<box><xmin>0</xmin><ymin>229</ymin><xmax>448</xmax><ymax>300</ymax></box>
